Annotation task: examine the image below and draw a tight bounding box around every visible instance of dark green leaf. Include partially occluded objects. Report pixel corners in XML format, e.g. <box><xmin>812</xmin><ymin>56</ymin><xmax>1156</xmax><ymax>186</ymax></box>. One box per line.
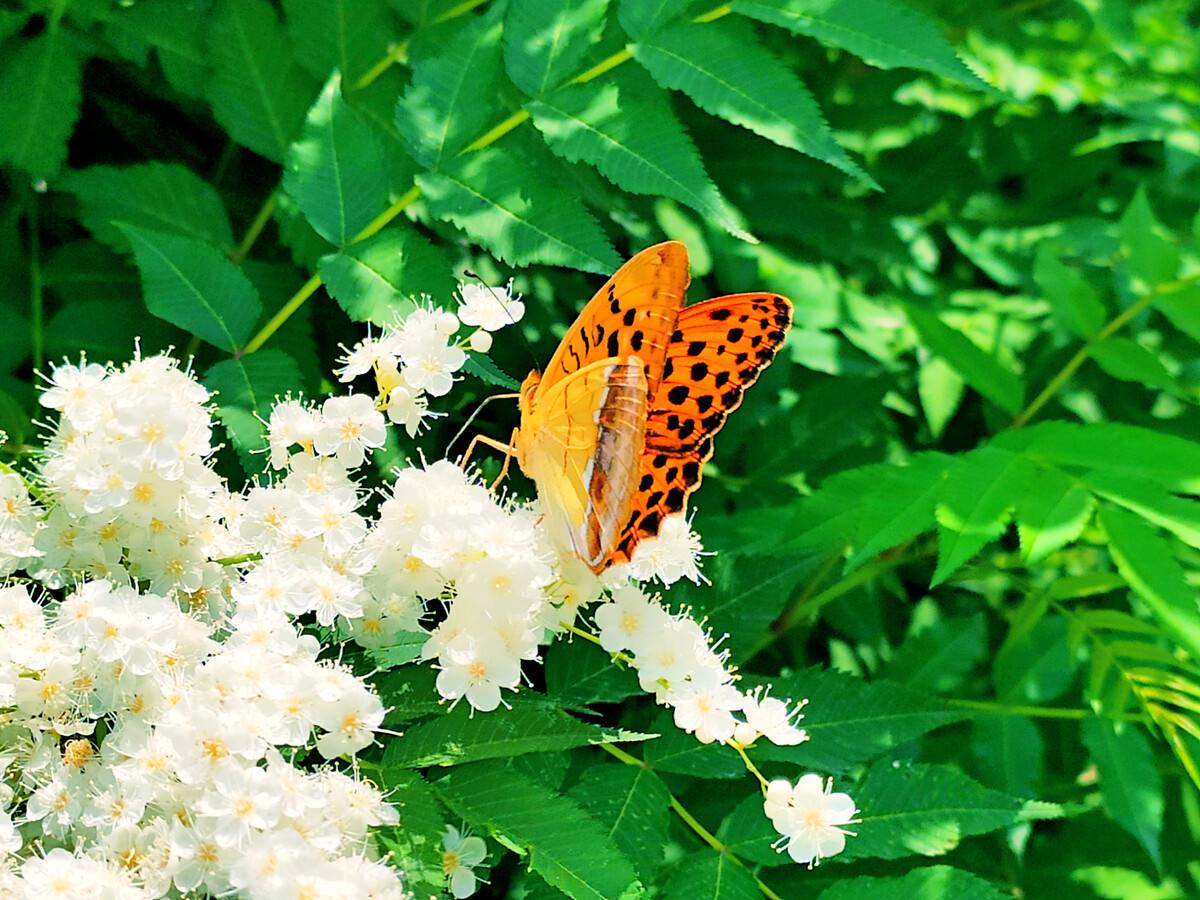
<box><xmin>817</xmin><ymin>866</ymin><xmax>1010</xmax><ymax>900</ymax></box>
<box><xmin>118</xmin><ymin>224</ymin><xmax>261</xmax><ymax>352</ymax></box>
<box><xmin>570</xmin><ymin>764</ymin><xmax>670</xmax><ymax>884</ymax></box>
<box><xmin>971</xmin><ymin>716</ymin><xmax>1043</xmax><ymax>798</ymax></box>
<box><xmin>284</xmin><ymin>74</ymin><xmax>388</xmax><ymax>246</ymax></box>
<box><xmin>1118</xmin><ymin>187</ymin><xmax>1179</xmax><ymax>287</ymax></box>
<box><xmin>0</xmin><ymin>29</ymin><xmax>82</xmax><ymax>180</ymax></box>
<box><xmin>1089</xmin><ymin>337</ymin><xmax>1178</xmax><ymax>392</ymax></box>
<box><xmin>1082</xmin><ymin>718</ymin><xmax>1163</xmax><ymax>868</ymax></box>
<box><xmin>1033</xmin><ymin>243</ymin><xmax>1106</xmax><ymax>338</ymax></box>
<box><xmin>905</xmin><ymin>305</ymin><xmax>1023</xmax><ymax>415</ymax></box>
<box><xmin>462</xmin><ymin>353</ymin><xmax>523</xmax><ymax>391</ymax></box>
<box><xmin>282</xmin><ymin>0</ymin><xmax>395</xmax><ymax>83</ymax></box>
<box><xmin>204</xmin><ymin>350</ymin><xmax>302</xmax><ymax>471</ymax></box>
<box><xmin>503</xmin><ymin>0</ymin><xmax>609</xmax><ymax>97</ymax></box>
<box><xmin>663</xmin><ymin>852</ymin><xmax>761</xmax><ymax>900</ymax></box>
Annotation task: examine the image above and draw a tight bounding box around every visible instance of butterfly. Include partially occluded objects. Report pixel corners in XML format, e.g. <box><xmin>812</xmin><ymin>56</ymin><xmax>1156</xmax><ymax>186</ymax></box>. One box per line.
<box><xmin>468</xmin><ymin>241</ymin><xmax>792</xmax><ymax>573</ymax></box>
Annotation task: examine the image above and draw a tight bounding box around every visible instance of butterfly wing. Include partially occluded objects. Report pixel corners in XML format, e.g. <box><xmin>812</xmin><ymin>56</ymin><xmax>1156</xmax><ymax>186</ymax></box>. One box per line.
<box><xmin>520</xmin><ymin>358</ymin><xmax>649</xmax><ymax>571</ymax></box>
<box><xmin>606</xmin><ymin>293</ymin><xmax>793</xmax><ymax>566</ymax></box>
<box><xmin>538</xmin><ymin>241</ymin><xmax>690</xmax><ymax>395</ymax></box>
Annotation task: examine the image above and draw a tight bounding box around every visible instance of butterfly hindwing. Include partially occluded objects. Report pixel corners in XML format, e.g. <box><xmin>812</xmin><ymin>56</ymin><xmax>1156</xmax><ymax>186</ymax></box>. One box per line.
<box><xmin>607</xmin><ymin>293</ymin><xmax>793</xmax><ymax>566</ymax></box>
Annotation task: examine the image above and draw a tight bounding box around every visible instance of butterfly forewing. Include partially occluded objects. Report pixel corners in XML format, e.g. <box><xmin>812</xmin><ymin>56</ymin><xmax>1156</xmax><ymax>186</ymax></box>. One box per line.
<box><xmin>606</xmin><ymin>293</ymin><xmax>793</xmax><ymax>567</ymax></box>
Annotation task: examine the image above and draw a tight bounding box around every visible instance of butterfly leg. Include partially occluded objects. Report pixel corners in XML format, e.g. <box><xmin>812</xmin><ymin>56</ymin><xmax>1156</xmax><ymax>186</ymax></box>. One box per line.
<box><xmin>489</xmin><ymin>427</ymin><xmax>520</xmax><ymax>490</ymax></box>
<box><xmin>459</xmin><ymin>432</ymin><xmax>519</xmax><ymax>490</ymax></box>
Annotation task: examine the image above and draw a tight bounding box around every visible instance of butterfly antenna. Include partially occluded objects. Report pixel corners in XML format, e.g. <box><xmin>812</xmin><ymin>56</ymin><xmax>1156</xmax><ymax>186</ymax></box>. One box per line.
<box><xmin>445</xmin><ymin>392</ymin><xmax>520</xmax><ymax>460</ymax></box>
<box><xmin>463</xmin><ymin>269</ymin><xmax>541</xmax><ymax>371</ymax></box>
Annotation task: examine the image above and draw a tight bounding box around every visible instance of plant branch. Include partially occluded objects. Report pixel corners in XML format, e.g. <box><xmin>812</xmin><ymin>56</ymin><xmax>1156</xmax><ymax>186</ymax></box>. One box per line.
<box><xmin>231</xmin><ymin>189</ymin><xmax>278</xmax><ymax>264</ymax></box>
<box><xmin>1011</xmin><ymin>271</ymin><xmax>1200</xmax><ymax>428</ymax></box>
<box><xmin>947</xmin><ymin>698</ymin><xmax>1149</xmax><ymax>722</ymax></box>
<box><xmin>597</xmin><ymin>743</ymin><xmax>783</xmax><ymax>900</ymax></box>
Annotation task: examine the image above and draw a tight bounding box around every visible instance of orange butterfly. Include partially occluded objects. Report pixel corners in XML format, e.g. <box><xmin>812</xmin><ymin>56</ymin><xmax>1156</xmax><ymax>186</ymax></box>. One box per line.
<box><xmin>468</xmin><ymin>241</ymin><xmax>792</xmax><ymax>573</ymax></box>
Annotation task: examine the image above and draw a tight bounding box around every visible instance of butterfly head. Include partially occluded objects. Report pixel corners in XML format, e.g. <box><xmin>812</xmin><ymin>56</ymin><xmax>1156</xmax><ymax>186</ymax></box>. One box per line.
<box><xmin>518</xmin><ymin>370</ymin><xmax>541</xmax><ymax>419</ymax></box>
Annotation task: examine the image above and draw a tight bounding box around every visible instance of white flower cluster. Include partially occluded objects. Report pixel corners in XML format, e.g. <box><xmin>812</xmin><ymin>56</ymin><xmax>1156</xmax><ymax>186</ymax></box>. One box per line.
<box><xmin>0</xmin><ymin>470</ymin><xmax>39</xmax><ymax>576</ymax></box>
<box><xmin>33</xmin><ymin>356</ymin><xmax>238</xmax><ymax>604</ymax></box>
<box><xmin>0</xmin><ymin>582</ymin><xmax>399</xmax><ymax>898</ymax></box>
<box><xmin>336</xmin><ymin>284</ymin><xmax>524</xmax><ymax>437</ymax></box>
<box><xmin>764</xmin><ymin>774</ymin><xmax>859</xmax><ymax>866</ymax></box>
<box><xmin>595</xmin><ymin>586</ymin><xmax>807</xmax><ymax>746</ymax></box>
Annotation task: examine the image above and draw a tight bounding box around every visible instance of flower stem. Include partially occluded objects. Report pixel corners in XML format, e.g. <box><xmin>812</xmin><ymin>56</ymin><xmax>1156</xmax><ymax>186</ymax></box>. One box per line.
<box><xmin>597</xmin><ymin>743</ymin><xmax>783</xmax><ymax>900</ymax></box>
<box><xmin>28</xmin><ymin>193</ymin><xmax>43</xmax><ymax>374</ymax></box>
<box><xmin>232</xmin><ymin>189</ymin><xmax>278</xmax><ymax>264</ymax></box>
<box><xmin>727</xmin><ymin>741</ymin><xmax>770</xmax><ymax>793</ymax></box>
<box><xmin>213</xmin><ymin>552</ymin><xmax>263</xmax><ymax>567</ymax></box>
<box><xmin>1010</xmin><ymin>271</ymin><xmax>1200</xmax><ymax>428</ymax></box>
<box><xmin>946</xmin><ymin>698</ymin><xmax>1148</xmax><ymax>722</ymax></box>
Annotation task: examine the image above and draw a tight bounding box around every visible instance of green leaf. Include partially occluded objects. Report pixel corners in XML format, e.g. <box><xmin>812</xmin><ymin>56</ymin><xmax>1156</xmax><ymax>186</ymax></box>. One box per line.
<box><xmin>46</xmin><ymin>299</ymin><xmax>177</xmax><ymax>365</ymax></box>
<box><xmin>417</xmin><ymin>143</ymin><xmax>621</xmax><ymax>274</ymax></box>
<box><xmin>1098</xmin><ymin>504</ymin><xmax>1200</xmax><ymax>660</ymax></box>
<box><xmin>544</xmin><ymin>635</ymin><xmax>640</xmax><ymax>706</ymax></box>
<box><xmin>0</xmin><ymin>29</ymin><xmax>83</xmax><ymax>180</ymax></box>
<box><xmin>885</xmin><ymin>613</ymin><xmax>987</xmax><ymax>693</ymax></box>
<box><xmin>375</xmin><ymin>666</ymin><xmax>444</xmax><ymax>725</ymax></box>
<box><xmin>663</xmin><ymin>852</ymin><xmax>761</xmax><ymax>900</ymax></box>
<box><xmin>366</xmin><ymin>631</ymin><xmax>428</xmax><ymax>669</ymax></box>
<box><xmin>1119</xmin><ymin>186</ymin><xmax>1179</xmax><ymax>287</ymax></box>
<box><xmin>632</xmin><ymin>19</ymin><xmax>875</xmax><ymax>187</ymax></box>
<box><xmin>570</xmin><ymin>764</ymin><xmax>670</xmax><ymax>884</ymax></box>
<box><xmin>528</xmin><ymin>68</ymin><xmax>752</xmax><ymax>242</ymax></box>
<box><xmin>104</xmin><ymin>0</ymin><xmax>209</xmax><ymax>98</ymax></box>
<box><xmin>63</xmin><ymin>162</ymin><xmax>234</xmax><ymax>252</ymax></box>
<box><xmin>846</xmin><ymin>760</ymin><xmax>1026</xmax><ymax>860</ymax></box>
<box><xmin>42</xmin><ymin>240</ymin><xmax>138</xmax><ymax>305</ymax></box>
<box><xmin>117</xmin><ymin>224</ymin><xmax>261</xmax><ymax>352</ymax></box>
<box><xmin>817</xmin><ymin>866</ymin><xmax>1010</xmax><ymax>900</ymax></box>
<box><xmin>1082</xmin><ymin>718</ymin><xmax>1163</xmax><ymax>869</ymax></box>
<box><xmin>385</xmin><ymin>704</ymin><xmax>650</xmax><ymax>768</ymax></box>
<box><xmin>733</xmin><ymin>0</ymin><xmax>992</xmax><ymax>90</ymax></box>
<box><xmin>617</xmin><ymin>0</ymin><xmax>692</xmax><ymax>38</ymax></box>
<box><xmin>1033</xmin><ymin>243</ymin><xmax>1106</xmax><ymax>338</ymax></box>
<box><xmin>1153</xmin><ymin>284</ymin><xmax>1200</xmax><ymax>343</ymax></box>
<box><xmin>208</xmin><ymin>0</ymin><xmax>319</xmax><ymax>163</ymax></box>
<box><xmin>373</xmin><ymin>770</ymin><xmax>447</xmax><ymax>897</ymax></box>
<box><xmin>993</xmin><ymin>616</ymin><xmax>1075</xmax><ymax>703</ymax></box>
<box><xmin>503</xmin><ymin>0</ymin><xmax>609</xmax><ymax>97</ymax></box>
<box><xmin>933</xmin><ymin>447</ymin><xmax>1033</xmax><ymax>585</ymax></box>
<box><xmin>395</xmin><ymin>10</ymin><xmax>505</xmax><ymax>169</ymax></box>
<box><xmin>0</xmin><ymin>390</ymin><xmax>29</xmax><ymax>447</ymax></box>
<box><xmin>282</xmin><ymin>0</ymin><xmax>395</xmax><ymax>83</ymax></box>
<box><xmin>436</xmin><ymin>761</ymin><xmax>643</xmax><ymax>900</ymax></box>
<box><xmin>1084</xmin><ymin>470</ymin><xmax>1200</xmax><ymax>550</ymax></box>
<box><xmin>994</xmin><ymin>421</ymin><xmax>1200</xmax><ymax>493</ymax></box>
<box><xmin>203</xmin><ymin>350</ymin><xmax>302</xmax><ymax>471</ymax></box>
<box><xmin>462</xmin><ymin>354</ymin><xmax>523</xmax><ymax>391</ymax></box>
<box><xmin>644</xmin><ymin>712</ymin><xmax>744</xmax><ymax>778</ymax></box>
<box><xmin>917</xmin><ymin>357</ymin><xmax>964</xmax><ymax>439</ymax></box>
<box><xmin>751</xmin><ymin>668</ymin><xmax>968</xmax><ymax>772</ymax></box>
<box><xmin>971</xmin><ymin>716</ymin><xmax>1043</xmax><ymax>798</ymax></box>
<box><xmin>283</xmin><ymin>74</ymin><xmax>388</xmax><ymax>247</ymax></box>
<box><xmin>318</xmin><ymin>225</ymin><xmax>456</xmax><ymax>324</ymax></box>
<box><xmin>1015</xmin><ymin>463</ymin><xmax>1095</xmax><ymax>564</ymax></box>
<box><xmin>905</xmin><ymin>305</ymin><xmax>1023</xmax><ymax>415</ymax></box>
<box><xmin>717</xmin><ymin>794</ymin><xmax>787</xmax><ymax>868</ymax></box>
<box><xmin>1089</xmin><ymin>337</ymin><xmax>1178</xmax><ymax>392</ymax></box>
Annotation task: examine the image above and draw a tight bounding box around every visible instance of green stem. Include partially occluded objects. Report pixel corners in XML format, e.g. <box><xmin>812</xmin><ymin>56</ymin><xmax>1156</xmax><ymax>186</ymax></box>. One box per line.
<box><xmin>597</xmin><ymin>743</ymin><xmax>783</xmax><ymax>900</ymax></box>
<box><xmin>232</xmin><ymin>189</ymin><xmax>278</xmax><ymax>263</ymax></box>
<box><xmin>352</xmin><ymin>0</ymin><xmax>490</xmax><ymax>91</ymax></box>
<box><xmin>1011</xmin><ymin>271</ymin><xmax>1200</xmax><ymax>428</ymax></box>
<box><xmin>947</xmin><ymin>698</ymin><xmax>1148</xmax><ymax>722</ymax></box>
<box><xmin>241</xmin><ymin>274</ymin><xmax>322</xmax><ymax>356</ymax></box>
<box><xmin>28</xmin><ymin>194</ymin><xmax>43</xmax><ymax>373</ymax></box>
<box><xmin>213</xmin><ymin>551</ymin><xmax>263</xmax><ymax>567</ymax></box>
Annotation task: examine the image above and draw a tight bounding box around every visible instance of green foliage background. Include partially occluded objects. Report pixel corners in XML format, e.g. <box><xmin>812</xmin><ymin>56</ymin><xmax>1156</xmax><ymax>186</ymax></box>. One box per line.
<box><xmin>2</xmin><ymin>0</ymin><xmax>1199</xmax><ymax>897</ymax></box>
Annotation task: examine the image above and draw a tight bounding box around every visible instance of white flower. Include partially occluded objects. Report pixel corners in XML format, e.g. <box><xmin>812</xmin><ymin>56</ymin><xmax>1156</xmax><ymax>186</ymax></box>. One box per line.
<box><xmin>313</xmin><ymin>394</ymin><xmax>387</xmax><ymax>467</ymax></box>
<box><xmin>458</xmin><ymin>282</ymin><xmax>524</xmax><ymax>331</ymax></box>
<box><xmin>624</xmin><ymin>514</ymin><xmax>705</xmax><ymax>585</ymax></box>
<box><xmin>468</xmin><ymin>330</ymin><xmax>493</xmax><ymax>353</ymax></box>
<box><xmin>194</xmin><ymin>763</ymin><xmax>283</xmax><ymax>848</ymax></box>
<box><xmin>669</xmin><ymin>679</ymin><xmax>742</xmax><ymax>744</ymax></box>
<box><xmin>442</xmin><ymin>825</ymin><xmax>488</xmax><ymax>898</ymax></box>
<box><xmin>735</xmin><ymin>692</ymin><xmax>808</xmax><ymax>747</ymax></box>
<box><xmin>267</xmin><ymin>399</ymin><xmax>319</xmax><ymax>469</ymax></box>
<box><xmin>765</xmin><ymin>774</ymin><xmax>858</xmax><ymax>866</ymax></box>
<box><xmin>434</xmin><ymin>633</ymin><xmax>521</xmax><ymax>712</ymax></box>
<box><xmin>593</xmin><ymin>585</ymin><xmax>663</xmax><ymax>654</ymax></box>
<box><xmin>385</xmin><ymin>380</ymin><xmax>432</xmax><ymax>437</ymax></box>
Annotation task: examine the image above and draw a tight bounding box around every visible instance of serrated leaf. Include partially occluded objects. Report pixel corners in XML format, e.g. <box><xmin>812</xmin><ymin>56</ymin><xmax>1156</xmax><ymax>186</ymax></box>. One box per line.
<box><xmin>1090</xmin><ymin>337</ymin><xmax>1178</xmax><ymax>391</ymax></box>
<box><xmin>817</xmin><ymin>866</ymin><xmax>1010</xmax><ymax>900</ymax></box>
<box><xmin>846</xmin><ymin>760</ymin><xmax>1025</xmax><ymax>860</ymax></box>
<box><xmin>643</xmin><ymin>711</ymin><xmax>744</xmax><ymax>778</ymax></box>
<box><xmin>203</xmin><ymin>350</ymin><xmax>302</xmax><ymax>472</ymax></box>
<box><xmin>504</xmin><ymin>0</ymin><xmax>610</xmax><ymax>97</ymax></box>
<box><xmin>462</xmin><ymin>354</ymin><xmax>523</xmax><ymax>391</ymax></box>
<box><xmin>208</xmin><ymin>0</ymin><xmax>319</xmax><ymax>162</ymax></box>
<box><xmin>1084</xmin><ymin>470</ymin><xmax>1200</xmax><ymax>551</ymax></box>
<box><xmin>118</xmin><ymin>224</ymin><xmax>261</xmax><ymax>352</ymax></box>
<box><xmin>282</xmin><ymin>0</ymin><xmax>395</xmax><ymax>83</ymax></box>
<box><xmin>366</xmin><ymin>631</ymin><xmax>428</xmax><ymax>669</ymax></box>
<box><xmin>436</xmin><ymin>761</ymin><xmax>643</xmax><ymax>900</ymax></box>
<box><xmin>63</xmin><ymin>162</ymin><xmax>234</xmax><ymax>252</ymax></box>
<box><xmin>733</xmin><ymin>0</ymin><xmax>992</xmax><ymax>90</ymax></box>
<box><xmin>570</xmin><ymin>764</ymin><xmax>670</xmax><ymax>884</ymax></box>
<box><xmin>417</xmin><ymin>143</ymin><xmax>620</xmax><ymax>274</ymax></box>
<box><xmin>0</xmin><ymin>29</ymin><xmax>82</xmax><ymax>179</ymax></box>
<box><xmin>284</xmin><ymin>74</ymin><xmax>388</xmax><ymax>247</ymax></box>
<box><xmin>46</xmin><ymin>299</ymin><xmax>177</xmax><ymax>365</ymax></box>
<box><xmin>906</xmin><ymin>305</ymin><xmax>1023</xmax><ymax>415</ymax></box>
<box><xmin>375</xmin><ymin>666</ymin><xmax>443</xmax><ymax>725</ymax></box>
<box><xmin>373</xmin><ymin>770</ymin><xmax>447</xmax><ymax>897</ymax></box>
<box><xmin>933</xmin><ymin>447</ymin><xmax>1033</xmax><ymax>585</ymax></box>
<box><xmin>1015</xmin><ymin>464</ymin><xmax>1095</xmax><ymax>564</ymax></box>
<box><xmin>395</xmin><ymin>10</ymin><xmax>505</xmax><ymax>169</ymax></box>
<box><xmin>1154</xmin><ymin>284</ymin><xmax>1200</xmax><ymax>343</ymax></box>
<box><xmin>994</xmin><ymin>421</ymin><xmax>1200</xmax><ymax>493</ymax></box>
<box><xmin>104</xmin><ymin>0</ymin><xmax>209</xmax><ymax>98</ymax></box>
<box><xmin>885</xmin><ymin>613</ymin><xmax>987</xmax><ymax>693</ymax></box>
<box><xmin>663</xmin><ymin>852</ymin><xmax>760</xmax><ymax>900</ymax></box>
<box><xmin>632</xmin><ymin>19</ymin><xmax>875</xmax><ymax>187</ymax></box>
<box><xmin>385</xmin><ymin>704</ymin><xmax>650</xmax><ymax>768</ymax></box>
<box><xmin>544</xmin><ymin>637</ymin><xmax>640</xmax><ymax>706</ymax></box>
<box><xmin>1082</xmin><ymin>718</ymin><xmax>1163</xmax><ymax>869</ymax></box>
<box><xmin>971</xmin><ymin>716</ymin><xmax>1043</xmax><ymax>798</ymax></box>
<box><xmin>1099</xmin><ymin>505</ymin><xmax>1200</xmax><ymax>660</ymax></box>
<box><xmin>528</xmin><ymin>67</ymin><xmax>752</xmax><ymax>242</ymax></box>
<box><xmin>917</xmin><ymin>356</ymin><xmax>964</xmax><ymax>439</ymax></box>
<box><xmin>750</xmin><ymin>668</ymin><xmax>968</xmax><ymax>772</ymax></box>
<box><xmin>1119</xmin><ymin>186</ymin><xmax>1179</xmax><ymax>287</ymax></box>
<box><xmin>717</xmin><ymin>793</ymin><xmax>787</xmax><ymax>868</ymax></box>
<box><xmin>617</xmin><ymin>0</ymin><xmax>692</xmax><ymax>38</ymax></box>
<box><xmin>1033</xmin><ymin>243</ymin><xmax>1106</xmax><ymax>338</ymax></box>
<box><xmin>42</xmin><ymin>240</ymin><xmax>138</xmax><ymax>305</ymax></box>
<box><xmin>993</xmin><ymin>616</ymin><xmax>1075</xmax><ymax>703</ymax></box>
<box><xmin>318</xmin><ymin>225</ymin><xmax>456</xmax><ymax>324</ymax></box>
